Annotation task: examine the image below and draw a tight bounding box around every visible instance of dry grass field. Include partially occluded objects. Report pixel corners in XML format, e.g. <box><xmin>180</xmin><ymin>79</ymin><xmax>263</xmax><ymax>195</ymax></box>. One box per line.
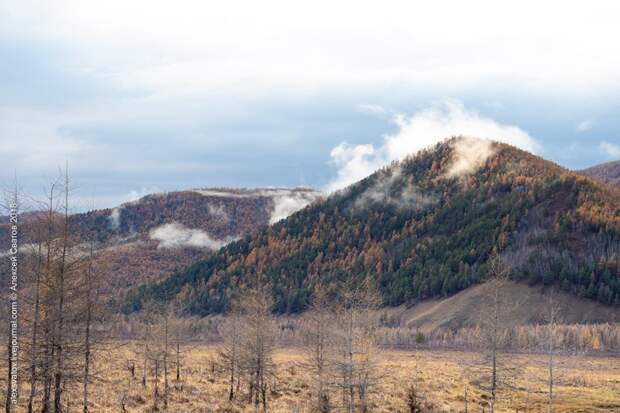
<box><xmin>15</xmin><ymin>345</ymin><xmax>617</xmax><ymax>413</ymax></box>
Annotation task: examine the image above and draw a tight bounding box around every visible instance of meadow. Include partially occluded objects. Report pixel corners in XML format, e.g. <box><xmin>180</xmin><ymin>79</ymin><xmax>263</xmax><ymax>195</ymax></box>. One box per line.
<box><xmin>33</xmin><ymin>345</ymin><xmax>620</xmax><ymax>413</ymax></box>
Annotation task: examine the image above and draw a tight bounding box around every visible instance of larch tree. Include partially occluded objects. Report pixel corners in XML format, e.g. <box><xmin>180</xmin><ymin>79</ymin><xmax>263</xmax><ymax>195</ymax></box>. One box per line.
<box><xmin>301</xmin><ymin>286</ymin><xmax>335</xmax><ymax>413</ymax></box>
<box><xmin>218</xmin><ymin>300</ymin><xmax>244</xmax><ymax>401</ymax></box>
<box><xmin>477</xmin><ymin>253</ymin><xmax>519</xmax><ymax>413</ymax></box>
<box><xmin>333</xmin><ymin>277</ymin><xmax>381</xmax><ymax>413</ymax></box>
<box><xmin>544</xmin><ymin>290</ymin><xmax>561</xmax><ymax>413</ymax></box>
<box><xmin>239</xmin><ymin>286</ymin><xmax>276</xmax><ymax>412</ymax></box>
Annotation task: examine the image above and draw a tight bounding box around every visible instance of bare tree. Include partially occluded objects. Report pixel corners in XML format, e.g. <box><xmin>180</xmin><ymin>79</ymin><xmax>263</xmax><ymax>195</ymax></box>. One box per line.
<box><xmin>38</xmin><ymin>182</ymin><xmax>63</xmax><ymax>413</ymax></box>
<box><xmin>219</xmin><ymin>302</ymin><xmax>243</xmax><ymax>401</ymax></box>
<box><xmin>27</xmin><ymin>219</ymin><xmax>45</xmax><ymax>413</ymax></box>
<box><xmin>302</xmin><ymin>286</ymin><xmax>334</xmax><ymax>413</ymax></box>
<box><xmin>135</xmin><ymin>299</ymin><xmax>176</xmax><ymax>410</ymax></box>
<box><xmin>239</xmin><ymin>287</ymin><xmax>276</xmax><ymax>411</ymax></box>
<box><xmin>333</xmin><ymin>277</ymin><xmax>381</xmax><ymax>413</ymax></box>
<box><xmin>135</xmin><ymin>301</ymin><xmax>157</xmax><ymax>390</ymax></box>
<box><xmin>477</xmin><ymin>253</ymin><xmax>518</xmax><ymax>413</ymax></box>
<box><xmin>20</xmin><ymin>169</ymin><xmax>88</xmax><ymax>413</ymax></box>
<box><xmin>52</xmin><ymin>167</ymin><xmax>71</xmax><ymax>413</ymax></box>
<box><xmin>3</xmin><ymin>172</ymin><xmax>108</xmax><ymax>413</ymax></box>
<box><xmin>81</xmin><ymin>240</ymin><xmax>102</xmax><ymax>413</ymax></box>
<box><xmin>161</xmin><ymin>305</ymin><xmax>171</xmax><ymax>409</ymax></box>
<box><xmin>172</xmin><ymin>317</ymin><xmax>185</xmax><ymax>384</ymax></box>
<box><xmin>544</xmin><ymin>290</ymin><xmax>561</xmax><ymax>413</ymax></box>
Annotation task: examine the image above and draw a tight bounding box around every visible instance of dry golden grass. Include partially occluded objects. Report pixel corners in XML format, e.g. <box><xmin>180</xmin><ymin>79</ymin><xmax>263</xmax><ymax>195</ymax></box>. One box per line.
<box><xmin>11</xmin><ymin>345</ymin><xmax>620</xmax><ymax>412</ymax></box>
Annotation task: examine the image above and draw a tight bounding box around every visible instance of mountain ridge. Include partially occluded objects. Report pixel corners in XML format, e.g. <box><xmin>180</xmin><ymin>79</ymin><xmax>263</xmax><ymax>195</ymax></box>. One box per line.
<box><xmin>125</xmin><ymin>138</ymin><xmax>620</xmax><ymax>315</ymax></box>
<box><xmin>1</xmin><ymin>187</ymin><xmax>323</xmax><ymax>298</ymax></box>
<box><xmin>578</xmin><ymin>159</ymin><xmax>620</xmax><ymax>188</ymax></box>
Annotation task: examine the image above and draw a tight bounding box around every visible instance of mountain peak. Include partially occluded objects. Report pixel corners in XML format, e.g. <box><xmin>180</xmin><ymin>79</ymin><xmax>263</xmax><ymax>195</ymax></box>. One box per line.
<box><xmin>126</xmin><ymin>141</ymin><xmax>620</xmax><ymax>315</ymax></box>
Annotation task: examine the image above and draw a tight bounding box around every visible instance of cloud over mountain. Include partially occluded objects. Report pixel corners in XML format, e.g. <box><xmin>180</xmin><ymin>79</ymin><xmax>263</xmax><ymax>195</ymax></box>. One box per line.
<box><xmin>326</xmin><ymin>101</ymin><xmax>540</xmax><ymax>191</ymax></box>
<box><xmin>149</xmin><ymin>222</ymin><xmax>234</xmax><ymax>249</ymax></box>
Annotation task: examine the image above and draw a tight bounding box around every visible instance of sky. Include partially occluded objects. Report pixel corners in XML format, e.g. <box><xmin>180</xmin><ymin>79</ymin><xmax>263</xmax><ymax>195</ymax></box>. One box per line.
<box><xmin>2</xmin><ymin>1</ymin><xmax>620</xmax><ymax>211</ymax></box>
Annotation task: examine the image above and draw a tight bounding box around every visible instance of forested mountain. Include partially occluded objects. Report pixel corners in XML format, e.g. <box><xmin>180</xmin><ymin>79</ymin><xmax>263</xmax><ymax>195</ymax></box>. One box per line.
<box><xmin>77</xmin><ymin>188</ymin><xmax>322</xmax><ymax>293</ymax></box>
<box><xmin>126</xmin><ymin>138</ymin><xmax>620</xmax><ymax>315</ymax></box>
<box><xmin>578</xmin><ymin>159</ymin><xmax>620</xmax><ymax>188</ymax></box>
<box><xmin>69</xmin><ymin>188</ymin><xmax>322</xmax><ymax>244</ymax></box>
<box><xmin>1</xmin><ymin>188</ymin><xmax>322</xmax><ymax>296</ymax></box>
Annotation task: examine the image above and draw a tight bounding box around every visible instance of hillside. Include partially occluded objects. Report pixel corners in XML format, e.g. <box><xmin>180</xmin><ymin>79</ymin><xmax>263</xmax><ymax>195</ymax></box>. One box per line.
<box><xmin>126</xmin><ymin>137</ymin><xmax>620</xmax><ymax>315</ymax></box>
<box><xmin>87</xmin><ymin>188</ymin><xmax>322</xmax><ymax>293</ymax></box>
<box><xmin>2</xmin><ymin>187</ymin><xmax>322</xmax><ymax>297</ymax></box>
<box><xmin>579</xmin><ymin>160</ymin><xmax>620</xmax><ymax>188</ymax></box>
<box><xmin>381</xmin><ymin>281</ymin><xmax>619</xmax><ymax>331</ymax></box>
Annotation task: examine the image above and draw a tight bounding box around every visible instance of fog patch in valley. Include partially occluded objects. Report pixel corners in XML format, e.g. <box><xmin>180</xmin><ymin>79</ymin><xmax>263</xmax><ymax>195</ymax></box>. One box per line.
<box><xmin>149</xmin><ymin>222</ymin><xmax>236</xmax><ymax>250</ymax></box>
<box><xmin>193</xmin><ymin>187</ymin><xmax>323</xmax><ymax>224</ymax></box>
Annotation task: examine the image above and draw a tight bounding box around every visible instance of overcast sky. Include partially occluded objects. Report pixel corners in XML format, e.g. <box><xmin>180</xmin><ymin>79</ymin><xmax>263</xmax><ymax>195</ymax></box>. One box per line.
<box><xmin>2</xmin><ymin>1</ymin><xmax>620</xmax><ymax>210</ymax></box>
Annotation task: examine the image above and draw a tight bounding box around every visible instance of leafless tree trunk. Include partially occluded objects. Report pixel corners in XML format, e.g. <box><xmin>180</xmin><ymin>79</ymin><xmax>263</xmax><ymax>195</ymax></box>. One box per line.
<box><xmin>82</xmin><ymin>243</ymin><xmax>95</xmax><ymax>413</ymax></box>
<box><xmin>53</xmin><ymin>168</ymin><xmax>70</xmax><ymax>413</ymax></box>
<box><xmin>302</xmin><ymin>287</ymin><xmax>333</xmax><ymax>413</ymax></box>
<box><xmin>40</xmin><ymin>183</ymin><xmax>59</xmax><ymax>413</ymax></box>
<box><xmin>175</xmin><ymin>331</ymin><xmax>181</xmax><ymax>382</ymax></box>
<box><xmin>219</xmin><ymin>307</ymin><xmax>242</xmax><ymax>401</ymax></box>
<box><xmin>163</xmin><ymin>310</ymin><xmax>169</xmax><ymax>409</ymax></box>
<box><xmin>153</xmin><ymin>359</ymin><xmax>159</xmax><ymax>410</ymax></box>
<box><xmin>334</xmin><ymin>278</ymin><xmax>381</xmax><ymax>413</ymax></box>
<box><xmin>238</xmin><ymin>287</ymin><xmax>275</xmax><ymax>412</ymax></box>
<box><xmin>41</xmin><ymin>326</ymin><xmax>54</xmax><ymax>413</ymax></box>
<box><xmin>342</xmin><ymin>303</ymin><xmax>354</xmax><ymax>413</ymax></box>
<box><xmin>545</xmin><ymin>290</ymin><xmax>561</xmax><ymax>413</ymax></box>
<box><xmin>142</xmin><ymin>323</ymin><xmax>150</xmax><ymax>388</ymax></box>
<box><xmin>27</xmin><ymin>237</ymin><xmax>44</xmax><ymax>413</ymax></box>
<box><xmin>481</xmin><ymin>254</ymin><xmax>511</xmax><ymax>413</ymax></box>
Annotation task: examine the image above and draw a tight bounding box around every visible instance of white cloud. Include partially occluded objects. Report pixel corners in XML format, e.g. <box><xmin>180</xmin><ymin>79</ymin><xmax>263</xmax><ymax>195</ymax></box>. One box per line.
<box><xmin>326</xmin><ymin>144</ymin><xmax>382</xmax><ymax>192</ymax></box>
<box><xmin>3</xmin><ymin>1</ymin><xmax>620</xmax><ymax>99</ymax></box>
<box><xmin>108</xmin><ymin>207</ymin><xmax>121</xmax><ymax>230</ymax></box>
<box><xmin>149</xmin><ymin>222</ymin><xmax>234</xmax><ymax>249</ymax></box>
<box><xmin>193</xmin><ymin>189</ymin><xmax>249</xmax><ymax>198</ymax></box>
<box><xmin>269</xmin><ymin>190</ymin><xmax>323</xmax><ymax>224</ymax></box>
<box><xmin>600</xmin><ymin>141</ymin><xmax>620</xmax><ymax>158</ymax></box>
<box><xmin>445</xmin><ymin>137</ymin><xmax>497</xmax><ymax>178</ymax></box>
<box><xmin>353</xmin><ymin>166</ymin><xmax>436</xmax><ymax>211</ymax></box>
<box><xmin>3</xmin><ymin>1</ymin><xmax>619</xmax><ymax>204</ymax></box>
<box><xmin>193</xmin><ymin>188</ymin><xmax>322</xmax><ymax>224</ymax></box>
<box><xmin>576</xmin><ymin>120</ymin><xmax>595</xmax><ymax>133</ymax></box>
<box><xmin>326</xmin><ymin>101</ymin><xmax>540</xmax><ymax>191</ymax></box>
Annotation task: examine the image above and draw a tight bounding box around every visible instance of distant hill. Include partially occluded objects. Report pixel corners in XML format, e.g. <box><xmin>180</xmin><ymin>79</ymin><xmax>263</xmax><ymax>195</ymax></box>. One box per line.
<box><xmin>127</xmin><ymin>137</ymin><xmax>620</xmax><ymax>315</ymax></box>
<box><xmin>1</xmin><ymin>188</ymin><xmax>322</xmax><ymax>297</ymax></box>
<box><xmin>578</xmin><ymin>159</ymin><xmax>620</xmax><ymax>188</ymax></box>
